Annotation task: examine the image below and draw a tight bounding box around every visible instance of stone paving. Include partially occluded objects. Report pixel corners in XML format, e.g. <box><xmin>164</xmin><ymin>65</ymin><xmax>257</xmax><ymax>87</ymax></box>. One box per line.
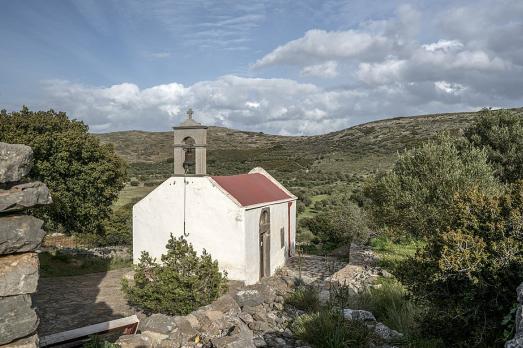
<box><xmin>32</xmin><ymin>244</ymin><xmax>380</xmax><ymax>338</ymax></box>
<box><xmin>33</xmin><ymin>268</ymin><xmax>136</xmax><ymax>336</ymax></box>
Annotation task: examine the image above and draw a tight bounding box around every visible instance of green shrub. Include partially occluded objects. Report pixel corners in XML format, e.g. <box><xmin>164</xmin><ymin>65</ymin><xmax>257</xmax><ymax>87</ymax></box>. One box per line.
<box><xmin>122</xmin><ymin>235</ymin><xmax>227</xmax><ymax>315</ymax></box>
<box><xmin>291</xmin><ymin>309</ymin><xmax>381</xmax><ymax>348</ymax></box>
<box><xmin>0</xmin><ymin>107</ymin><xmax>127</xmax><ymax>234</ymax></box>
<box><xmin>286</xmin><ymin>286</ymin><xmax>320</xmax><ymax>313</ymax></box>
<box><xmin>397</xmin><ymin>184</ymin><xmax>523</xmax><ymax>346</ymax></box>
<box><xmin>129</xmin><ymin>180</ymin><xmax>140</xmax><ymax>186</ymax></box>
<box><xmin>465</xmin><ymin>108</ymin><xmax>523</xmax><ymax>183</ymax></box>
<box><xmin>364</xmin><ymin>134</ymin><xmax>500</xmax><ymax>238</ymax></box>
<box><xmin>303</xmin><ymin>203</ymin><xmax>369</xmax><ymax>258</ymax></box>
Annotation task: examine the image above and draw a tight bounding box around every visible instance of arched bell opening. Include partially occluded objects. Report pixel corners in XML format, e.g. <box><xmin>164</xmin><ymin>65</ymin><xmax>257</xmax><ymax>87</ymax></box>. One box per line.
<box><xmin>182</xmin><ymin>136</ymin><xmax>196</xmax><ymax>174</ymax></box>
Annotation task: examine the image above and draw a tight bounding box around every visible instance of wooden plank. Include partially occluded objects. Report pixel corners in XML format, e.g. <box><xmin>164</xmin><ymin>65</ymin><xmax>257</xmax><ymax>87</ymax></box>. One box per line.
<box><xmin>40</xmin><ymin>315</ymin><xmax>139</xmax><ymax>347</ymax></box>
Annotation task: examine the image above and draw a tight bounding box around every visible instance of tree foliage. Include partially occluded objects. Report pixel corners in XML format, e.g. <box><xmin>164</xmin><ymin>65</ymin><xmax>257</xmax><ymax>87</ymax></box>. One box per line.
<box><xmin>465</xmin><ymin>108</ymin><xmax>523</xmax><ymax>183</ymax></box>
<box><xmin>397</xmin><ymin>183</ymin><xmax>523</xmax><ymax>346</ymax></box>
<box><xmin>122</xmin><ymin>235</ymin><xmax>228</xmax><ymax>315</ymax></box>
<box><xmin>364</xmin><ymin>134</ymin><xmax>500</xmax><ymax>238</ymax></box>
<box><xmin>303</xmin><ymin>203</ymin><xmax>369</xmax><ymax>255</ymax></box>
<box><xmin>0</xmin><ymin>107</ymin><xmax>126</xmax><ymax>233</ymax></box>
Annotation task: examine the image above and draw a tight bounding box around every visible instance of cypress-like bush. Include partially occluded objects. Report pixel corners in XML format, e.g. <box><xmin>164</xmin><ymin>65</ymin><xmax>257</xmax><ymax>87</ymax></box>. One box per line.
<box><xmin>122</xmin><ymin>235</ymin><xmax>227</xmax><ymax>315</ymax></box>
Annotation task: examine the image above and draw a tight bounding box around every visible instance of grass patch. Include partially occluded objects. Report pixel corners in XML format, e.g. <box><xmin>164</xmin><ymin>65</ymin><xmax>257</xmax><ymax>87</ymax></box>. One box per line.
<box><xmin>370</xmin><ymin>236</ymin><xmax>423</xmax><ymax>272</ymax></box>
<box><xmin>291</xmin><ymin>309</ymin><xmax>382</xmax><ymax>348</ymax></box>
<box><xmin>299</xmin><ymin>194</ymin><xmax>330</xmax><ymax>219</ymax></box>
<box><xmin>113</xmin><ymin>184</ymin><xmax>155</xmax><ymax>208</ymax></box>
<box><xmin>39</xmin><ymin>251</ymin><xmax>131</xmax><ymax>278</ymax></box>
<box><xmin>285</xmin><ymin>286</ymin><xmax>321</xmax><ymax>313</ymax></box>
<box><xmin>335</xmin><ymin>279</ymin><xmax>443</xmax><ymax>348</ymax></box>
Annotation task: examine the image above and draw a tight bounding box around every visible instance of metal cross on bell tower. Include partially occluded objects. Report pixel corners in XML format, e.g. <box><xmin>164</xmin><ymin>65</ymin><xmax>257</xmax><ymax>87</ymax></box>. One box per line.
<box><xmin>186</xmin><ymin>108</ymin><xmax>193</xmax><ymax>120</ymax></box>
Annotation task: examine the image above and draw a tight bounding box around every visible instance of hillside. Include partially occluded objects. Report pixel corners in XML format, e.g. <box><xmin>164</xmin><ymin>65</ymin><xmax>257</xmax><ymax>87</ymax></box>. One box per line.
<box><xmin>97</xmin><ymin>108</ymin><xmax>521</xmax><ymax>214</ymax></box>
<box><xmin>96</xmin><ymin>110</ymin><xmax>491</xmax><ymax>177</ymax></box>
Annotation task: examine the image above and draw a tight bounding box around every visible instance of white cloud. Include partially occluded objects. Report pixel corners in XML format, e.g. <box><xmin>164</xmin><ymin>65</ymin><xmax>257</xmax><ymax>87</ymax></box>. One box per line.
<box><xmin>434</xmin><ymin>81</ymin><xmax>466</xmax><ymax>95</ymax></box>
<box><xmin>301</xmin><ymin>61</ymin><xmax>338</xmax><ymax>78</ymax></box>
<box><xmin>253</xmin><ymin>29</ymin><xmax>389</xmax><ymax>68</ymax></box>
<box><xmin>422</xmin><ymin>40</ymin><xmax>463</xmax><ymax>52</ymax></box>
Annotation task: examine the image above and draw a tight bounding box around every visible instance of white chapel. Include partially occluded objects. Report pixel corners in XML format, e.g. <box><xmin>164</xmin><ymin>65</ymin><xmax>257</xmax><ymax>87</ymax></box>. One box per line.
<box><xmin>133</xmin><ymin>110</ymin><xmax>297</xmax><ymax>285</ymax></box>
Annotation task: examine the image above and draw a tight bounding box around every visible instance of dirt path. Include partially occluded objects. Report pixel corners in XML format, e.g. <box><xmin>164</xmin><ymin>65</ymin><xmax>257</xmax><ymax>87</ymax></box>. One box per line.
<box><xmin>33</xmin><ymin>268</ymin><xmax>137</xmax><ymax>336</ymax></box>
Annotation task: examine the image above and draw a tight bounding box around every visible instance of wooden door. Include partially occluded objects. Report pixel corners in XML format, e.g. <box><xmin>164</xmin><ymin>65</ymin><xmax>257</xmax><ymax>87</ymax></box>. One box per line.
<box><xmin>259</xmin><ymin>208</ymin><xmax>271</xmax><ymax>279</ymax></box>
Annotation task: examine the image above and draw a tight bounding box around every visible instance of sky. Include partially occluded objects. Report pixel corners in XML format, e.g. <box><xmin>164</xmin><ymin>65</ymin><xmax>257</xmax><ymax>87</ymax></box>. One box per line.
<box><xmin>1</xmin><ymin>0</ymin><xmax>522</xmax><ymax>135</ymax></box>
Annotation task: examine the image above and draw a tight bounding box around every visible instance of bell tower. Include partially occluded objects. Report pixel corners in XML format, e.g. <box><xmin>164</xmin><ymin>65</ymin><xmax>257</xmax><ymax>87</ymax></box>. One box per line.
<box><xmin>173</xmin><ymin>108</ymin><xmax>207</xmax><ymax>175</ymax></box>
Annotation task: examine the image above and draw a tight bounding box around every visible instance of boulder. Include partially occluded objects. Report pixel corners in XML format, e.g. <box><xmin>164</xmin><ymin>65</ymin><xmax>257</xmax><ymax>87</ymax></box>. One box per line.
<box><xmin>374</xmin><ymin>322</ymin><xmax>403</xmax><ymax>342</ymax></box>
<box><xmin>115</xmin><ymin>334</ymin><xmax>153</xmax><ymax>348</ymax></box>
<box><xmin>343</xmin><ymin>309</ymin><xmax>376</xmax><ymax>322</ymax></box>
<box><xmin>208</xmin><ymin>294</ymin><xmax>241</xmax><ymax>316</ymax></box>
<box><xmin>167</xmin><ymin>316</ymin><xmax>199</xmax><ymax>343</ymax></box>
<box><xmin>0</xmin><ymin>182</ymin><xmax>52</xmax><ymax>213</ymax></box>
<box><xmin>0</xmin><ymin>253</ymin><xmax>39</xmax><ymax>296</ymax></box>
<box><xmin>0</xmin><ymin>215</ymin><xmax>45</xmax><ymax>254</ymax></box>
<box><xmin>0</xmin><ymin>294</ymin><xmax>39</xmax><ymax>345</ymax></box>
<box><xmin>141</xmin><ymin>313</ymin><xmax>177</xmax><ymax>335</ymax></box>
<box><xmin>506</xmin><ymin>336</ymin><xmax>523</xmax><ymax>348</ymax></box>
<box><xmin>0</xmin><ymin>334</ymin><xmax>38</xmax><ymax>348</ymax></box>
<box><xmin>0</xmin><ymin>143</ymin><xmax>33</xmax><ymax>184</ymax></box>
<box><xmin>235</xmin><ymin>289</ymin><xmax>264</xmax><ymax>307</ymax></box>
<box><xmin>517</xmin><ymin>282</ymin><xmax>523</xmax><ymax>304</ymax></box>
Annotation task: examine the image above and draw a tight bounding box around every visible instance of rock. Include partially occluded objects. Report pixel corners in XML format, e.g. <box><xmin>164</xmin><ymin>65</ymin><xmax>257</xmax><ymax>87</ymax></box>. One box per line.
<box><xmin>0</xmin><ymin>334</ymin><xmax>38</xmax><ymax>348</ymax></box>
<box><xmin>374</xmin><ymin>322</ymin><xmax>403</xmax><ymax>342</ymax></box>
<box><xmin>506</xmin><ymin>336</ymin><xmax>523</xmax><ymax>348</ymax></box>
<box><xmin>141</xmin><ymin>313</ymin><xmax>177</xmax><ymax>335</ymax></box>
<box><xmin>0</xmin><ymin>143</ymin><xmax>33</xmax><ymax>184</ymax></box>
<box><xmin>212</xmin><ymin>335</ymin><xmax>255</xmax><ymax>348</ymax></box>
<box><xmin>238</xmin><ymin>312</ymin><xmax>254</xmax><ymax>324</ymax></box>
<box><xmin>235</xmin><ymin>289</ymin><xmax>264</xmax><ymax>307</ymax></box>
<box><xmin>0</xmin><ymin>182</ymin><xmax>52</xmax><ymax>214</ymax></box>
<box><xmin>0</xmin><ymin>215</ymin><xmax>45</xmax><ymax>254</ymax></box>
<box><xmin>0</xmin><ymin>253</ymin><xmax>39</xmax><ymax>296</ymax></box>
<box><xmin>517</xmin><ymin>283</ymin><xmax>523</xmax><ymax>304</ymax></box>
<box><xmin>185</xmin><ymin>313</ymin><xmax>201</xmax><ymax>330</ymax></box>
<box><xmin>253</xmin><ymin>337</ymin><xmax>267</xmax><ymax>347</ymax></box>
<box><xmin>209</xmin><ymin>294</ymin><xmax>241</xmax><ymax>316</ymax></box>
<box><xmin>115</xmin><ymin>334</ymin><xmax>153</xmax><ymax>348</ymax></box>
<box><xmin>171</xmin><ymin>316</ymin><xmax>199</xmax><ymax>342</ymax></box>
<box><xmin>343</xmin><ymin>309</ymin><xmax>376</xmax><ymax>322</ymax></box>
<box><xmin>0</xmin><ymin>294</ymin><xmax>39</xmax><ymax>345</ymax></box>
<box><xmin>204</xmin><ymin>310</ymin><xmax>224</xmax><ymax>322</ymax></box>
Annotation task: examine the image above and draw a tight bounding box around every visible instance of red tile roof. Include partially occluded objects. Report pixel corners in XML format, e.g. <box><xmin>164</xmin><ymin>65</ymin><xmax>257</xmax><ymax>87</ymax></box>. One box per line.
<box><xmin>211</xmin><ymin>173</ymin><xmax>293</xmax><ymax>207</ymax></box>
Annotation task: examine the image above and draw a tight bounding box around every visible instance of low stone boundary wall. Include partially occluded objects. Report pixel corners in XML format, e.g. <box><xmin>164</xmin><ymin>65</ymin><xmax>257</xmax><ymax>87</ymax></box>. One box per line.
<box><xmin>0</xmin><ymin>142</ymin><xmax>52</xmax><ymax>347</ymax></box>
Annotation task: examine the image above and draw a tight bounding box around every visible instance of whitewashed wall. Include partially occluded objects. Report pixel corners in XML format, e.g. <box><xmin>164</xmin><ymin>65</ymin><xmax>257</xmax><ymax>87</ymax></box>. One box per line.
<box><xmin>244</xmin><ymin>201</ymin><xmax>296</xmax><ymax>285</ymax></box>
<box><xmin>133</xmin><ymin>177</ymin><xmax>246</xmax><ymax>281</ymax></box>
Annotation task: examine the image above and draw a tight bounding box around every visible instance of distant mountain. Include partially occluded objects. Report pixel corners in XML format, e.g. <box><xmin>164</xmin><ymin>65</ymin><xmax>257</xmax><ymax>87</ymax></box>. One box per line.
<box><xmin>95</xmin><ymin>108</ymin><xmax>522</xmax><ymax>184</ymax></box>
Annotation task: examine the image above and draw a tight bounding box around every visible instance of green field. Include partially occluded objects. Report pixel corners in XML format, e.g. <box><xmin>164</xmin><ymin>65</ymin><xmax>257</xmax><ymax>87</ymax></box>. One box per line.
<box><xmin>113</xmin><ymin>185</ymin><xmax>155</xmax><ymax>208</ymax></box>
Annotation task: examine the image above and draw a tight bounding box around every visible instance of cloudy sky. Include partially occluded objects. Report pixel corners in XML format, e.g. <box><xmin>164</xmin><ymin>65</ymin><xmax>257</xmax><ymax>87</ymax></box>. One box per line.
<box><xmin>1</xmin><ymin>0</ymin><xmax>522</xmax><ymax>135</ymax></box>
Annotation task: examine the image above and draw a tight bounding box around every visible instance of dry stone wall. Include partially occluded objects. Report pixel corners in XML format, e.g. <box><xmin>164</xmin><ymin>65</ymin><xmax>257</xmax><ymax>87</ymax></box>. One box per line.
<box><xmin>0</xmin><ymin>142</ymin><xmax>52</xmax><ymax>347</ymax></box>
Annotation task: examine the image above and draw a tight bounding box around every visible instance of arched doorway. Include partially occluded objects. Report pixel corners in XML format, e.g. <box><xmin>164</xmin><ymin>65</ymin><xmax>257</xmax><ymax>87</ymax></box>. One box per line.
<box><xmin>259</xmin><ymin>208</ymin><xmax>271</xmax><ymax>279</ymax></box>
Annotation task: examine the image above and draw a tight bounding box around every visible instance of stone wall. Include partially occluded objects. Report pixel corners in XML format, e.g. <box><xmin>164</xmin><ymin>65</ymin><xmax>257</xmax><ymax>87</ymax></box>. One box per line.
<box><xmin>506</xmin><ymin>282</ymin><xmax>523</xmax><ymax>348</ymax></box>
<box><xmin>0</xmin><ymin>142</ymin><xmax>52</xmax><ymax>347</ymax></box>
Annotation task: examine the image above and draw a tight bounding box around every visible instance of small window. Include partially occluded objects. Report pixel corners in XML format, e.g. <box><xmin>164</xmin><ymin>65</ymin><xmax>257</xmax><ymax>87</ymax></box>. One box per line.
<box><xmin>280</xmin><ymin>227</ymin><xmax>285</xmax><ymax>248</ymax></box>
